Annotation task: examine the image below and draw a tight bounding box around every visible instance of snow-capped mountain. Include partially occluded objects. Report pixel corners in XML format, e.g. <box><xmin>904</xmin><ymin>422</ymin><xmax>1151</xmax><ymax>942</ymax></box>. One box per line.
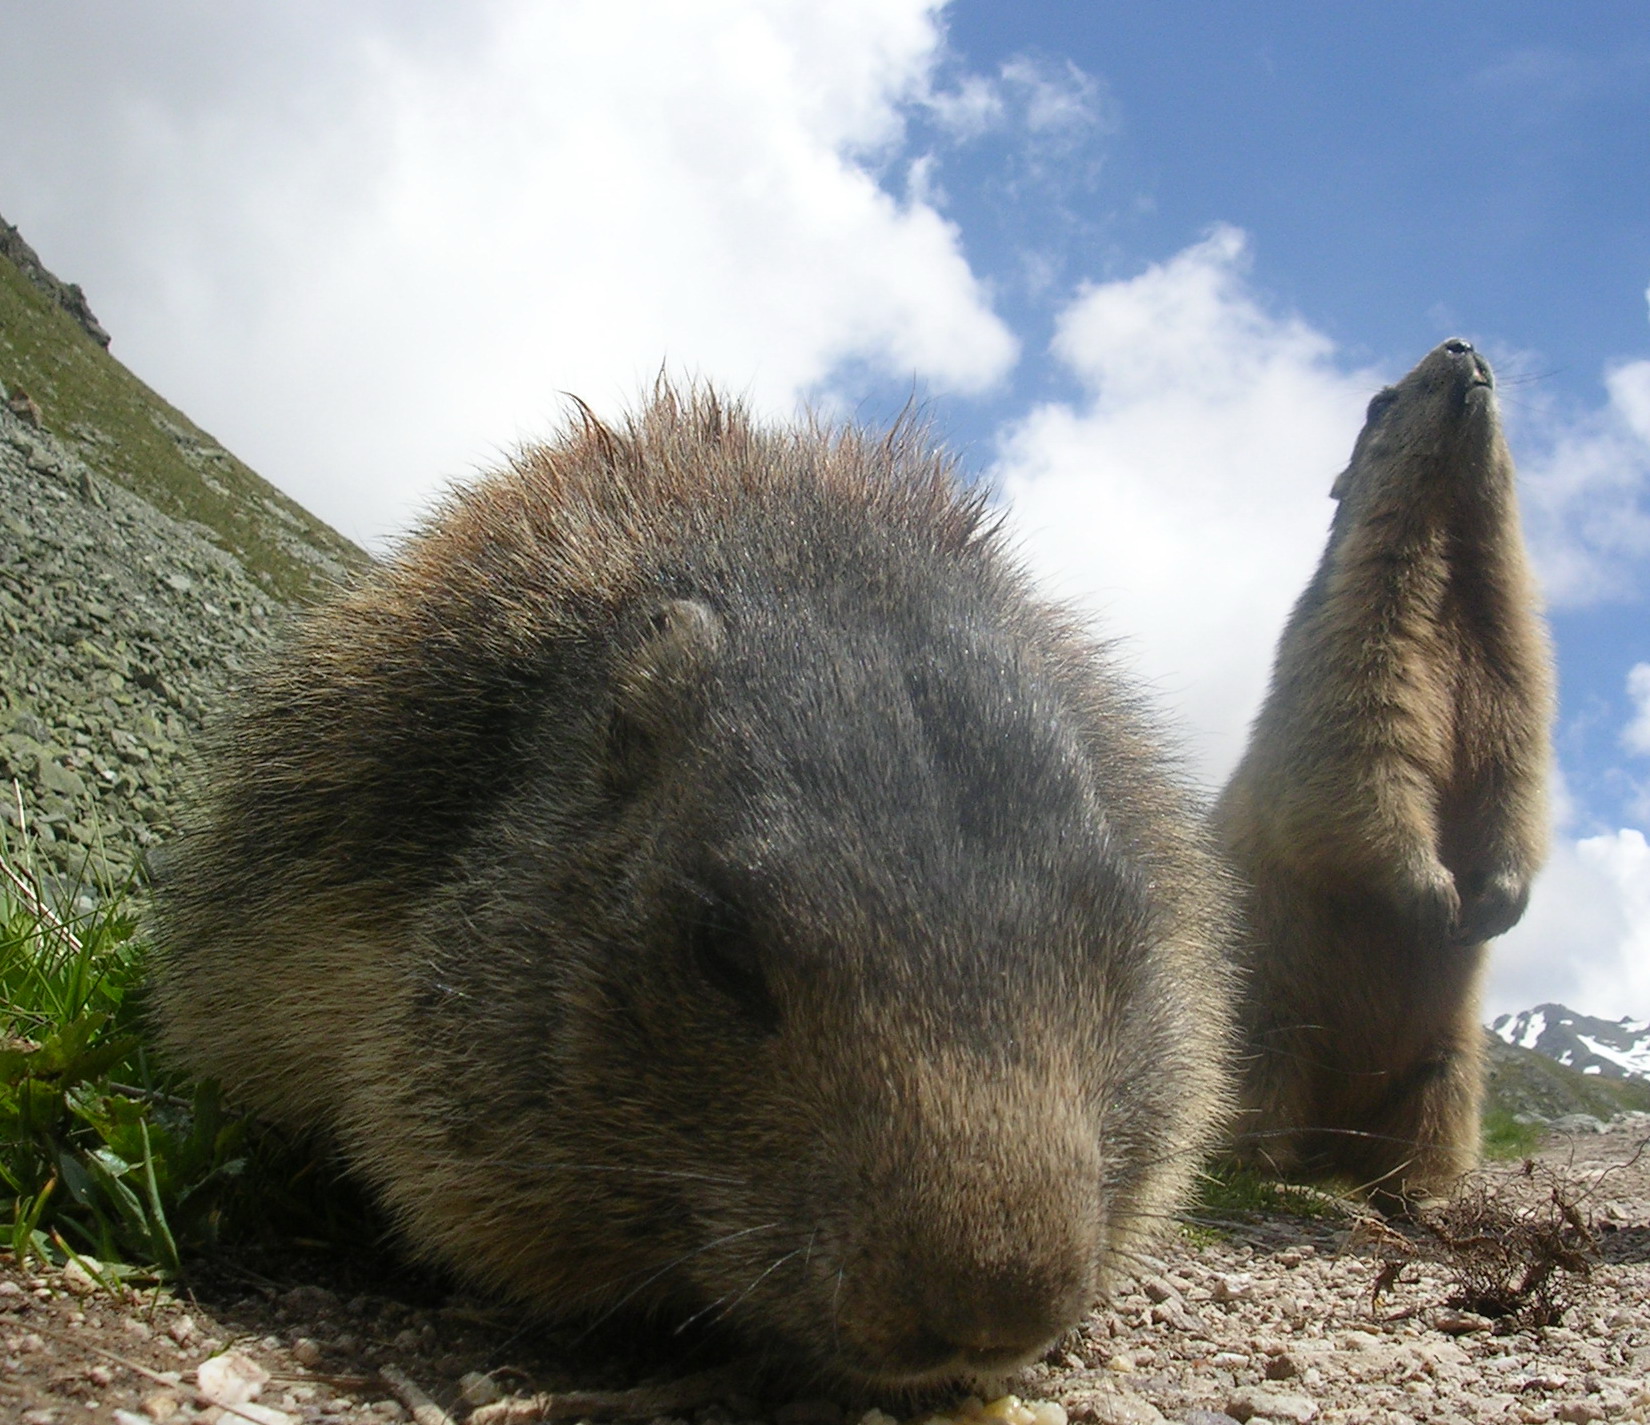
<box><xmin>1491</xmin><ymin>1003</ymin><xmax>1650</xmax><ymax>1082</ymax></box>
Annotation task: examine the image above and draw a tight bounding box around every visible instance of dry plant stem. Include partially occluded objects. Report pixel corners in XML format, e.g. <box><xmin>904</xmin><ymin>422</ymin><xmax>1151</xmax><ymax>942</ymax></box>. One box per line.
<box><xmin>1</xmin><ymin>805</ymin><xmax>82</xmax><ymax>952</ymax></box>
<box><xmin>1358</xmin><ymin>1162</ymin><xmax>1599</xmax><ymax>1329</ymax></box>
<box><xmin>380</xmin><ymin>1365</ymin><xmax>459</xmax><ymax>1425</ymax></box>
<box><xmin>41</xmin><ymin>1329</ymin><xmax>182</xmax><ymax>1390</ymax></box>
<box><xmin>467</xmin><ymin>1367</ymin><xmax>734</xmax><ymax>1423</ymax></box>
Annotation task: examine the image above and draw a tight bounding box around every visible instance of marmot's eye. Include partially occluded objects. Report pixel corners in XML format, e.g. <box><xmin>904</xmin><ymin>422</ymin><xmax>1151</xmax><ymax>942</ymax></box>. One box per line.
<box><xmin>1366</xmin><ymin>388</ymin><xmax>1399</xmax><ymax>422</ymax></box>
<box><xmin>687</xmin><ymin>896</ymin><xmax>779</xmax><ymax>1032</ymax></box>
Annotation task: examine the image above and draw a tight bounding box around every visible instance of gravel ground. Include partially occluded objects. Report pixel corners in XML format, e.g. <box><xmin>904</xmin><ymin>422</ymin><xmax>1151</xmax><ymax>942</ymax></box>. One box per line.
<box><xmin>3</xmin><ymin>1118</ymin><xmax>1646</xmax><ymax>1425</ymax></box>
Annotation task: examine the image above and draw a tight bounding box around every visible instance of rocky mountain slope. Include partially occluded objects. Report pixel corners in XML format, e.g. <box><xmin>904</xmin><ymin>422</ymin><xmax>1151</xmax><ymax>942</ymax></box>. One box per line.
<box><xmin>0</xmin><ymin>211</ymin><xmax>363</xmax><ymax>607</ymax></box>
<box><xmin>1494</xmin><ymin>1004</ymin><xmax>1650</xmax><ymax>1084</ymax></box>
<box><xmin>0</xmin><ymin>214</ymin><xmax>366</xmax><ymax>882</ymax></box>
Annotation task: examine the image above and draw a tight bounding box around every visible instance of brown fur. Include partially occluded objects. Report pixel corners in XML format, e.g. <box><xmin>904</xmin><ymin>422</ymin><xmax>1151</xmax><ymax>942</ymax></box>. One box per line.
<box><xmin>152</xmin><ymin>386</ymin><xmax>1235</xmax><ymax>1390</ymax></box>
<box><xmin>1214</xmin><ymin>340</ymin><xmax>1554</xmax><ymax>1198</ymax></box>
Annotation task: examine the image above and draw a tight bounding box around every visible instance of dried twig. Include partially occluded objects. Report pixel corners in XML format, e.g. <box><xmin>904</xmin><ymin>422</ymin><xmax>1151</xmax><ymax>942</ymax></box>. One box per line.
<box><xmin>468</xmin><ymin>1367</ymin><xmax>733</xmax><ymax>1423</ymax></box>
<box><xmin>380</xmin><ymin>1365</ymin><xmax>459</xmax><ymax>1425</ymax></box>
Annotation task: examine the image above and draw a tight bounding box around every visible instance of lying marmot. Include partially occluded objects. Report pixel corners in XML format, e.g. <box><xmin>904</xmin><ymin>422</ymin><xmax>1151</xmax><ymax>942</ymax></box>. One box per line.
<box><xmin>154</xmin><ymin>387</ymin><xmax>1235</xmax><ymax>1389</ymax></box>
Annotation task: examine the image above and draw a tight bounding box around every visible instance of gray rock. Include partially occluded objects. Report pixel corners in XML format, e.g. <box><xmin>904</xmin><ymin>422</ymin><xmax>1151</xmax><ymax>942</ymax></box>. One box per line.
<box><xmin>38</xmin><ymin>759</ymin><xmax>87</xmax><ymax>799</ymax></box>
<box><xmin>1548</xmin><ymin>1113</ymin><xmax>1609</xmax><ymax>1135</ymax></box>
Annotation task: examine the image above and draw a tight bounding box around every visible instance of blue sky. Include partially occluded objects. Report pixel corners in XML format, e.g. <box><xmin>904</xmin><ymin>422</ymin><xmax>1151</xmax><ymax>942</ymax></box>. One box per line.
<box><xmin>2</xmin><ymin>2</ymin><xmax>1647</xmax><ymax>1018</ymax></box>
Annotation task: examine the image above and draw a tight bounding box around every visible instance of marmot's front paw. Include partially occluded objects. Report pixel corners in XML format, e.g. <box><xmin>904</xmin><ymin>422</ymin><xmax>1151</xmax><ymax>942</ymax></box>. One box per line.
<box><xmin>1452</xmin><ymin>867</ymin><xmax>1531</xmax><ymax>946</ymax></box>
<box><xmin>1397</xmin><ymin>855</ymin><xmax>1461</xmax><ymax>946</ymax></box>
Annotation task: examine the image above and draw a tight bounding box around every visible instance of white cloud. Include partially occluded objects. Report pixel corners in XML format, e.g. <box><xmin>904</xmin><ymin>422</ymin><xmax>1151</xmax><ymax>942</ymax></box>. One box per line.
<box><xmin>0</xmin><ymin>0</ymin><xmax>1016</xmax><ymax>544</ymax></box>
<box><xmin>994</xmin><ymin>225</ymin><xmax>1379</xmax><ymax>780</ymax></box>
<box><xmin>923</xmin><ymin>72</ymin><xmax>1007</xmax><ymax>140</ymax></box>
<box><xmin>922</xmin><ymin>53</ymin><xmax>1102</xmax><ymax>143</ymax></box>
<box><xmin>1515</xmin><ymin>359</ymin><xmax>1650</xmax><ymax>605</ymax></box>
<box><xmin>1491</xmin><ymin>828</ymin><xmax>1650</xmax><ymax>1022</ymax></box>
<box><xmin>998</xmin><ymin>56</ymin><xmax>1103</xmax><ymax>136</ymax></box>
<box><xmin>1624</xmin><ymin>663</ymin><xmax>1650</xmax><ymax>757</ymax></box>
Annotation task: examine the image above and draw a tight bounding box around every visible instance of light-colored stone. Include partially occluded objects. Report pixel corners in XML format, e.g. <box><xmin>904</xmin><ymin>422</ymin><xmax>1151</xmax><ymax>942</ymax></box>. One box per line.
<box><xmin>219</xmin><ymin>1406</ymin><xmax>296</xmax><ymax>1425</ymax></box>
<box><xmin>1225</xmin><ymin>1386</ymin><xmax>1318</xmax><ymax>1423</ymax></box>
<box><xmin>140</xmin><ymin>1391</ymin><xmax>181</xmax><ymax>1422</ymax></box>
<box><xmin>460</xmin><ymin>1371</ymin><xmax>503</xmax><ymax>1406</ymax></box>
<box><xmin>1063</xmin><ymin>1386</ymin><xmax>1166</xmax><ymax>1425</ymax></box>
<box><xmin>290</xmin><ymin>1337</ymin><xmax>322</xmax><ymax>1367</ymax></box>
<box><xmin>196</xmin><ymin>1350</ymin><xmax>270</xmax><ymax>1407</ymax></box>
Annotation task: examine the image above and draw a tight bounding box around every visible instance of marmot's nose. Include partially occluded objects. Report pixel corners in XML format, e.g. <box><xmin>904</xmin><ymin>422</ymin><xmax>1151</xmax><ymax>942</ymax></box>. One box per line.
<box><xmin>1443</xmin><ymin>338</ymin><xmax>1474</xmax><ymax>355</ymax></box>
<box><xmin>915</xmin><ymin>1261</ymin><xmax>1086</xmax><ymax>1370</ymax></box>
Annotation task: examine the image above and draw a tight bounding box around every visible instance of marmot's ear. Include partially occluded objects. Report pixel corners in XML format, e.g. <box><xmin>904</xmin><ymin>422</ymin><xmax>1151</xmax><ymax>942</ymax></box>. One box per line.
<box><xmin>1330</xmin><ymin>465</ymin><xmax>1352</xmax><ymax>501</ymax></box>
<box><xmin>607</xmin><ymin>598</ymin><xmax>725</xmax><ymax>788</ymax></box>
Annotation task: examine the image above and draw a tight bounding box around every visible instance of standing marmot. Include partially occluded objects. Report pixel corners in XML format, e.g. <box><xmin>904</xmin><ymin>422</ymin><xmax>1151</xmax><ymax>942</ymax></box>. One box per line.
<box><xmin>153</xmin><ymin>387</ymin><xmax>1236</xmax><ymax>1390</ymax></box>
<box><xmin>1214</xmin><ymin>339</ymin><xmax>1553</xmax><ymax>1198</ymax></box>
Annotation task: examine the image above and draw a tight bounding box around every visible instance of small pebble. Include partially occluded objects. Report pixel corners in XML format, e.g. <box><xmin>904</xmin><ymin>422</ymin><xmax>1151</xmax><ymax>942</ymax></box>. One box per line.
<box><xmin>1265</xmin><ymin>1352</ymin><xmax>1301</xmax><ymax>1380</ymax></box>
<box><xmin>460</xmin><ymin>1371</ymin><xmax>504</xmax><ymax>1407</ymax></box>
<box><xmin>197</xmin><ymin>1349</ymin><xmax>270</xmax><ymax>1406</ymax></box>
<box><xmin>291</xmin><ymin>1336</ymin><xmax>323</xmax><ymax>1367</ymax></box>
<box><xmin>281</xmin><ymin>1285</ymin><xmax>340</xmax><ymax>1315</ymax></box>
<box><xmin>1064</xmin><ymin>1392</ymin><xmax>1161</xmax><ymax>1425</ymax></box>
<box><xmin>140</xmin><ymin>1392</ymin><xmax>181</xmax><ymax>1422</ymax></box>
<box><xmin>59</xmin><ymin>1260</ymin><xmax>99</xmax><ymax>1295</ymax></box>
<box><xmin>1433</xmin><ymin>1310</ymin><xmax>1493</xmax><ymax>1336</ymax></box>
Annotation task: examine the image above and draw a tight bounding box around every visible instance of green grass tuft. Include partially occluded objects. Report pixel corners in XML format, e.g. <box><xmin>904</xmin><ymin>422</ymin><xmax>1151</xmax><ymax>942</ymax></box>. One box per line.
<box><xmin>1481</xmin><ymin>1107</ymin><xmax>1545</xmax><ymax>1161</ymax></box>
<box><xmin>0</xmin><ymin>826</ymin><xmax>248</xmax><ymax>1275</ymax></box>
<box><xmin>1190</xmin><ymin>1161</ymin><xmax>1354</xmax><ymax>1223</ymax></box>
